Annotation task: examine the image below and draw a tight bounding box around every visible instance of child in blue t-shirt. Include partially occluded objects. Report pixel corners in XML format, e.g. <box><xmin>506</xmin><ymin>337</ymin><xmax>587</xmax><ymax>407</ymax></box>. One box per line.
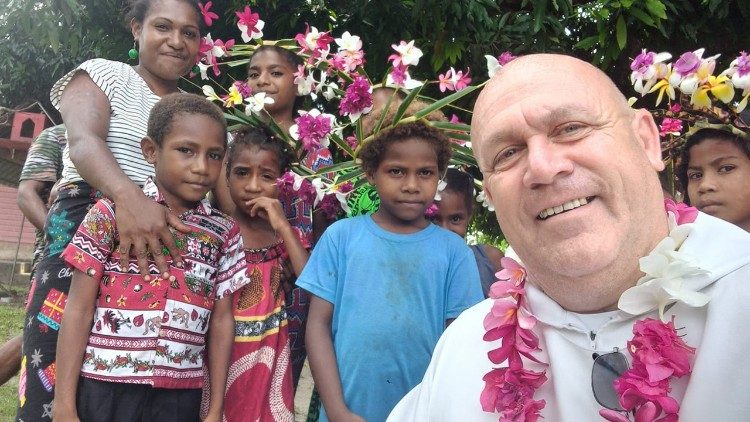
<box><xmin>298</xmin><ymin>117</ymin><xmax>483</xmax><ymax>422</ymax></box>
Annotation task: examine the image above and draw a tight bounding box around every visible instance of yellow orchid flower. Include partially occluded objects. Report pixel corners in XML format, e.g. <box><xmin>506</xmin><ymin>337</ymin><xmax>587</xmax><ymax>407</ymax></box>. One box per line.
<box><xmin>737</xmin><ymin>90</ymin><xmax>750</xmax><ymax>113</ymax></box>
<box><xmin>690</xmin><ymin>75</ymin><xmax>735</xmax><ymax>109</ymax></box>
<box><xmin>648</xmin><ymin>79</ymin><xmax>675</xmax><ymax>106</ymax></box>
<box><xmin>222</xmin><ymin>85</ymin><xmax>244</xmax><ymax>108</ymax></box>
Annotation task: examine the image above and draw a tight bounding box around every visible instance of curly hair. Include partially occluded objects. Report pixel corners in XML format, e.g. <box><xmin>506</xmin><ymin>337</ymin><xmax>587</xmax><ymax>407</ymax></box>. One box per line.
<box><xmin>442</xmin><ymin>168</ymin><xmax>475</xmax><ymax>213</ymax></box>
<box><xmin>676</xmin><ymin>128</ymin><xmax>750</xmax><ymax>204</ymax></box>
<box><xmin>358</xmin><ymin>122</ymin><xmax>452</xmax><ymax>175</ymax></box>
<box><xmin>359</xmin><ymin>88</ymin><xmax>452</xmax><ymax>175</ymax></box>
<box><xmin>125</xmin><ymin>0</ymin><xmax>204</xmax><ymax>32</ymax></box>
<box><xmin>226</xmin><ymin>125</ymin><xmax>295</xmax><ymax>174</ymax></box>
<box><xmin>147</xmin><ymin>93</ymin><xmax>227</xmax><ymax>147</ymax></box>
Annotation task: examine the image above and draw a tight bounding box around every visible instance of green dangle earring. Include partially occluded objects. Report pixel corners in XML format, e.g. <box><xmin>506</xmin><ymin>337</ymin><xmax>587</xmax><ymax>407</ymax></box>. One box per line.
<box><xmin>128</xmin><ymin>41</ymin><xmax>138</xmax><ymax>60</ymax></box>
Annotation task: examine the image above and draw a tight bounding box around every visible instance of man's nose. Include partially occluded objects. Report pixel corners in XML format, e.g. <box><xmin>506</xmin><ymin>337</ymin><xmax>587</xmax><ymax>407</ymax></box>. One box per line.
<box><xmin>522</xmin><ymin>136</ymin><xmax>574</xmax><ymax>188</ymax></box>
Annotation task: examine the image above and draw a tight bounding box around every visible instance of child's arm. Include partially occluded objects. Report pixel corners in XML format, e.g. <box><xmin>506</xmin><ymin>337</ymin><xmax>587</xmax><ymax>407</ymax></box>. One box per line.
<box><xmin>204</xmin><ymin>295</ymin><xmax>234</xmax><ymax>421</ymax></box>
<box><xmin>246</xmin><ymin>197</ymin><xmax>309</xmax><ymax>276</ymax></box>
<box><xmin>53</xmin><ymin>270</ymin><xmax>99</xmax><ymax>422</ymax></box>
<box><xmin>306</xmin><ymin>295</ymin><xmax>365</xmax><ymax>422</ymax></box>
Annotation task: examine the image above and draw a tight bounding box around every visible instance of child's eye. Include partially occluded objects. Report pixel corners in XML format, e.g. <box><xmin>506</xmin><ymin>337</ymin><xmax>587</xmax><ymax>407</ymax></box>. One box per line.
<box><xmin>247</xmin><ymin>72</ymin><xmax>259</xmax><ymax>79</ymax></box>
<box><xmin>177</xmin><ymin>147</ymin><xmax>193</xmax><ymax>154</ymax></box>
<box><xmin>208</xmin><ymin>152</ymin><xmax>224</xmax><ymax>161</ymax></box>
<box><xmin>419</xmin><ymin>169</ymin><xmax>434</xmax><ymax>177</ymax></box>
<box><xmin>272</xmin><ymin>71</ymin><xmax>284</xmax><ymax>77</ymax></box>
<box><xmin>233</xmin><ymin>169</ymin><xmax>248</xmax><ymax>176</ymax></box>
<box><xmin>718</xmin><ymin>164</ymin><xmax>735</xmax><ymax>173</ymax></box>
<box><xmin>687</xmin><ymin>172</ymin><xmax>702</xmax><ymax>180</ymax></box>
<box><xmin>388</xmin><ymin>169</ymin><xmax>403</xmax><ymax>176</ymax></box>
<box><xmin>450</xmin><ymin>215</ymin><xmax>463</xmax><ymax>224</ymax></box>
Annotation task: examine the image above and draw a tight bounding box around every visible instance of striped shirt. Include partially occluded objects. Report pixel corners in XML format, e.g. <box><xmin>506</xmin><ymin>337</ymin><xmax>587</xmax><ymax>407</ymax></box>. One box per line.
<box><xmin>51</xmin><ymin>59</ymin><xmax>159</xmax><ymax>187</ymax></box>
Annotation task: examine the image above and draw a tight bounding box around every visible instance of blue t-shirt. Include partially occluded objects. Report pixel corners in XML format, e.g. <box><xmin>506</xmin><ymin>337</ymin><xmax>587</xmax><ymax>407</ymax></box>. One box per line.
<box><xmin>297</xmin><ymin>215</ymin><xmax>483</xmax><ymax>422</ymax></box>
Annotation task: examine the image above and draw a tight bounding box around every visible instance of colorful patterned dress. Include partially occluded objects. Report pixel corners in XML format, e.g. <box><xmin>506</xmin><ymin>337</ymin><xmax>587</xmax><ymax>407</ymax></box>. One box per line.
<box><xmin>202</xmin><ymin>239</ymin><xmax>296</xmax><ymax>421</ymax></box>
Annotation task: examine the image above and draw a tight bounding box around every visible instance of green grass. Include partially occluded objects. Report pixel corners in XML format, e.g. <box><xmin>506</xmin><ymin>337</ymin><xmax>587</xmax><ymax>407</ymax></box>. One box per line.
<box><xmin>0</xmin><ymin>298</ymin><xmax>26</xmax><ymax>420</ymax></box>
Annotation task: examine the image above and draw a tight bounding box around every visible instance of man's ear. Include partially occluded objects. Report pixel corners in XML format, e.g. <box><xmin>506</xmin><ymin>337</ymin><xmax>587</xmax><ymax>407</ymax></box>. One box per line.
<box><xmin>632</xmin><ymin>109</ymin><xmax>665</xmax><ymax>172</ymax></box>
<box><xmin>141</xmin><ymin>137</ymin><xmax>158</xmax><ymax>164</ymax></box>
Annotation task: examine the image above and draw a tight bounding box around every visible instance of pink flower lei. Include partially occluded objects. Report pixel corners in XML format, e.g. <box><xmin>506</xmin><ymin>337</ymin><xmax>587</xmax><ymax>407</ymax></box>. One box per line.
<box><xmin>481</xmin><ymin>200</ymin><xmax>699</xmax><ymax>422</ymax></box>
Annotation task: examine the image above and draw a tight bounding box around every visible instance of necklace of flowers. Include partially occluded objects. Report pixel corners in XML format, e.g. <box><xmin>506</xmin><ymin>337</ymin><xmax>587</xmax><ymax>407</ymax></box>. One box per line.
<box><xmin>480</xmin><ymin>200</ymin><xmax>707</xmax><ymax>422</ymax></box>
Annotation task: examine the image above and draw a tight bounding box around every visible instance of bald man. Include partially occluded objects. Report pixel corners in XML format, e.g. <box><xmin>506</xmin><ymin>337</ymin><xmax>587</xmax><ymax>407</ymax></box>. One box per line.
<box><xmin>388</xmin><ymin>54</ymin><xmax>750</xmax><ymax>421</ymax></box>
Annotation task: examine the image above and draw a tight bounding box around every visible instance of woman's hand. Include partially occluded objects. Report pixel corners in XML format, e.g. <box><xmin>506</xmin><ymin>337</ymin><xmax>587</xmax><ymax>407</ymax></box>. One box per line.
<box><xmin>114</xmin><ymin>189</ymin><xmax>191</xmax><ymax>278</ymax></box>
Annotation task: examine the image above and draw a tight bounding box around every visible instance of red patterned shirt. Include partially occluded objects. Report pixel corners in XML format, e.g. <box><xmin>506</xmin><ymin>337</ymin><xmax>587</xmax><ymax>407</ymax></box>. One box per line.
<box><xmin>61</xmin><ymin>179</ymin><xmax>248</xmax><ymax>389</ymax></box>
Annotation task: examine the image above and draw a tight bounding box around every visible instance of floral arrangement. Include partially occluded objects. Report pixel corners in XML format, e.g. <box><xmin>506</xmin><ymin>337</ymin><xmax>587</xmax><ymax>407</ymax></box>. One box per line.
<box><xmin>190</xmin><ymin>3</ymin><xmax>497</xmax><ymax>219</ymax></box>
<box><xmin>628</xmin><ymin>49</ymin><xmax>750</xmax><ymax>180</ymax></box>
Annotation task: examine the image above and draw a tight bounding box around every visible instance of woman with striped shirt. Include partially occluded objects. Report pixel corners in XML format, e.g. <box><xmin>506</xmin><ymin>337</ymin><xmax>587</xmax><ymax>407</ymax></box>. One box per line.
<box><xmin>16</xmin><ymin>1</ymin><xmax>203</xmax><ymax>420</ymax></box>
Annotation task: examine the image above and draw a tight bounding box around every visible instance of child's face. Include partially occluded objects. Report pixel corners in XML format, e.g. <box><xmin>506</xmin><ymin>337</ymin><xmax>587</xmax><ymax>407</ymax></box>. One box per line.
<box><xmin>247</xmin><ymin>50</ymin><xmax>297</xmax><ymax>118</ymax></box>
<box><xmin>687</xmin><ymin>138</ymin><xmax>750</xmax><ymax>231</ymax></box>
<box><xmin>431</xmin><ymin>190</ymin><xmax>470</xmax><ymax>238</ymax></box>
<box><xmin>227</xmin><ymin>146</ymin><xmax>281</xmax><ymax>215</ymax></box>
<box><xmin>143</xmin><ymin>113</ymin><xmax>226</xmax><ymax>215</ymax></box>
<box><xmin>366</xmin><ymin>138</ymin><xmax>440</xmax><ymax>232</ymax></box>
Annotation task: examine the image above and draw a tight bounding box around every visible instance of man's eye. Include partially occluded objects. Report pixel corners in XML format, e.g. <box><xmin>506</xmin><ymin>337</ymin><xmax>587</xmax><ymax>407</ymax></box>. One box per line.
<box><xmin>718</xmin><ymin>165</ymin><xmax>735</xmax><ymax>173</ymax></box>
<box><xmin>178</xmin><ymin>147</ymin><xmax>192</xmax><ymax>154</ymax></box>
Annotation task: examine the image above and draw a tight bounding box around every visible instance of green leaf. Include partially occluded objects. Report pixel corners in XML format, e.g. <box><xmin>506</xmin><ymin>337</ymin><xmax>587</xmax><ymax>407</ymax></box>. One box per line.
<box><xmin>414</xmin><ymin>84</ymin><xmax>481</xmax><ymax>120</ymax></box>
<box><xmin>334</xmin><ymin>167</ymin><xmax>366</xmax><ymax>184</ymax></box>
<box><xmin>429</xmin><ymin>121</ymin><xmax>471</xmax><ymax>132</ymax></box>
<box><xmin>574</xmin><ymin>35</ymin><xmax>599</xmax><ymax>50</ymax></box>
<box><xmin>628</xmin><ymin>6</ymin><xmax>656</xmax><ymax>27</ymax></box>
<box><xmin>616</xmin><ymin>15</ymin><xmax>627</xmax><ymax>50</ymax></box>
<box><xmin>329</xmin><ymin>132</ymin><xmax>355</xmax><ymax>157</ymax></box>
<box><xmin>393</xmin><ymin>84</ymin><xmax>424</xmax><ymax>124</ymax></box>
<box><xmin>645</xmin><ymin>0</ymin><xmax>667</xmax><ymax>19</ymax></box>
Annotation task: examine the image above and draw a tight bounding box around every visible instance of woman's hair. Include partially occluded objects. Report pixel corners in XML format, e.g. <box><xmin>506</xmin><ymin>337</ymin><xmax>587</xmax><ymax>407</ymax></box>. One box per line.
<box><xmin>677</xmin><ymin>128</ymin><xmax>750</xmax><ymax>204</ymax></box>
<box><xmin>125</xmin><ymin>0</ymin><xmax>204</xmax><ymax>32</ymax></box>
<box><xmin>147</xmin><ymin>93</ymin><xmax>227</xmax><ymax>147</ymax></box>
<box><xmin>442</xmin><ymin>168</ymin><xmax>475</xmax><ymax>213</ymax></box>
<box><xmin>358</xmin><ymin>92</ymin><xmax>452</xmax><ymax>175</ymax></box>
<box><xmin>226</xmin><ymin>126</ymin><xmax>295</xmax><ymax>174</ymax></box>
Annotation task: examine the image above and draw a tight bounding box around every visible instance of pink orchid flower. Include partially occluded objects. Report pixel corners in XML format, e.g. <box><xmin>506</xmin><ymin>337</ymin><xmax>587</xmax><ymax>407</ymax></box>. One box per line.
<box><xmin>663</xmin><ymin>199</ymin><xmax>698</xmax><ymax>225</ymax></box>
<box><xmin>235</xmin><ymin>6</ymin><xmax>264</xmax><ymax>42</ymax></box>
<box><xmin>198</xmin><ymin>2</ymin><xmax>218</xmax><ymax>27</ymax></box>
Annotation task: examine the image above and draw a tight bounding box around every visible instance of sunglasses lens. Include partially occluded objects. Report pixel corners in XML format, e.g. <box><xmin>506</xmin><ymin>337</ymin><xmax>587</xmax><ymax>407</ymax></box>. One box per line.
<box><xmin>592</xmin><ymin>352</ymin><xmax>629</xmax><ymax>411</ymax></box>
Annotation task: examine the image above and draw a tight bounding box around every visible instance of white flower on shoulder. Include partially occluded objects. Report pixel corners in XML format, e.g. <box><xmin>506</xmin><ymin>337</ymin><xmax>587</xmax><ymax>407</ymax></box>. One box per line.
<box><xmin>618</xmin><ymin>221</ymin><xmax>709</xmax><ymax>320</ymax></box>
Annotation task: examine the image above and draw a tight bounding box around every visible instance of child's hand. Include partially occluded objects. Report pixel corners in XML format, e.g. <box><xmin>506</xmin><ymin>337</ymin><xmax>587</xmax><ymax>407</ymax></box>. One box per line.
<box><xmin>52</xmin><ymin>406</ymin><xmax>80</xmax><ymax>422</ymax></box>
<box><xmin>245</xmin><ymin>197</ymin><xmax>290</xmax><ymax>231</ymax></box>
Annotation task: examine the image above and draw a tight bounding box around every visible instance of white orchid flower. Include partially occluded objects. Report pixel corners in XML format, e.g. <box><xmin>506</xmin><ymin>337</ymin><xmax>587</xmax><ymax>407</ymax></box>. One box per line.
<box><xmin>322</xmin><ymin>82</ymin><xmax>339</xmax><ymax>101</ymax></box>
<box><xmin>202</xmin><ymin>85</ymin><xmax>221</xmax><ymax>102</ymax></box>
<box><xmin>434</xmin><ymin>180</ymin><xmax>447</xmax><ymax>201</ymax></box>
<box><xmin>245</xmin><ymin>92</ymin><xmax>274</xmax><ymax>115</ymax></box>
<box><xmin>335</xmin><ymin>31</ymin><xmax>362</xmax><ymax>52</ymax></box>
<box><xmin>476</xmin><ymin>190</ymin><xmax>494</xmax><ymax>212</ymax></box>
<box><xmin>392</xmin><ymin>40</ymin><xmax>423</xmax><ymax>67</ymax></box>
<box><xmin>485</xmin><ymin>55</ymin><xmax>501</xmax><ymax>79</ymax></box>
<box><xmin>238</xmin><ymin>19</ymin><xmax>264</xmax><ymax>43</ymax></box>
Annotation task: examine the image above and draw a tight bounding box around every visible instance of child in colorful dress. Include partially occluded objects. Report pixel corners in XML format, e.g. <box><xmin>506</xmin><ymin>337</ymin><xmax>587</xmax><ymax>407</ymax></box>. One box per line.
<box><xmin>213</xmin><ymin>45</ymin><xmax>332</xmax><ymax>386</ymax></box>
<box><xmin>677</xmin><ymin>128</ymin><xmax>750</xmax><ymax>232</ymax></box>
<box><xmin>215</xmin><ymin>126</ymin><xmax>310</xmax><ymax>421</ymax></box>
<box><xmin>429</xmin><ymin>168</ymin><xmax>504</xmax><ymax>297</ymax></box>
<box><xmin>53</xmin><ymin>93</ymin><xmax>247</xmax><ymax>422</ymax></box>
<box><xmin>298</xmin><ymin>112</ymin><xmax>484</xmax><ymax>421</ymax></box>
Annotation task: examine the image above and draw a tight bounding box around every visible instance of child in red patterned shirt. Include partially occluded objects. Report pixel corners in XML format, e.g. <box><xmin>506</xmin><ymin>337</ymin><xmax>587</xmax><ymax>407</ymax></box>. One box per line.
<box><xmin>53</xmin><ymin>93</ymin><xmax>248</xmax><ymax>422</ymax></box>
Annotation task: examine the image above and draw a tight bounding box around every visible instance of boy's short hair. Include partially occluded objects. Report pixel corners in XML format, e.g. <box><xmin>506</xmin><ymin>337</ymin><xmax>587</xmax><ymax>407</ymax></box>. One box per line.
<box><xmin>226</xmin><ymin>125</ymin><xmax>294</xmax><ymax>174</ymax></box>
<box><xmin>359</xmin><ymin>92</ymin><xmax>452</xmax><ymax>175</ymax></box>
<box><xmin>677</xmin><ymin>128</ymin><xmax>750</xmax><ymax>204</ymax></box>
<box><xmin>147</xmin><ymin>93</ymin><xmax>227</xmax><ymax>148</ymax></box>
<box><xmin>443</xmin><ymin>168</ymin><xmax>475</xmax><ymax>213</ymax></box>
